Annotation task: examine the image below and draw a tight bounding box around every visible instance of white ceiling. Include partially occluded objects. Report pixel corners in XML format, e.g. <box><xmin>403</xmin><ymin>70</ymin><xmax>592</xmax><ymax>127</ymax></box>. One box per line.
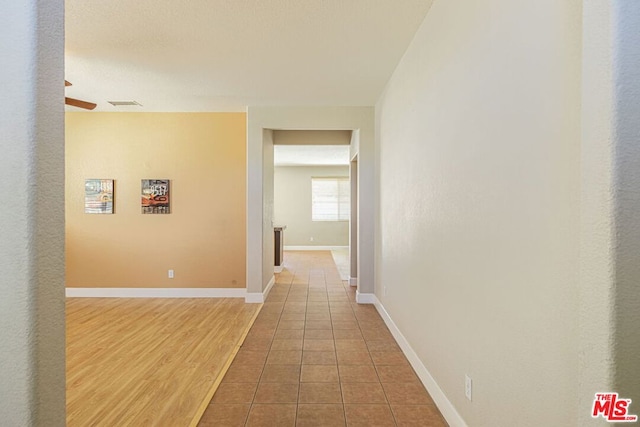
<box><xmin>65</xmin><ymin>0</ymin><xmax>433</xmax><ymax>112</ymax></box>
<box><xmin>274</xmin><ymin>145</ymin><xmax>350</xmax><ymax>166</ymax></box>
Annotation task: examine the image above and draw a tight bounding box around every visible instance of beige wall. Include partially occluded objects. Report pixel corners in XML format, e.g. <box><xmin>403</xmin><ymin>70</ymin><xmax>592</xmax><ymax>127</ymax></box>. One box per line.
<box><xmin>376</xmin><ymin>1</ymin><xmax>581</xmax><ymax>426</ymax></box>
<box><xmin>274</xmin><ymin>166</ymin><xmax>349</xmax><ymax>247</ymax></box>
<box><xmin>66</xmin><ymin>112</ymin><xmax>246</xmax><ymax>288</ymax></box>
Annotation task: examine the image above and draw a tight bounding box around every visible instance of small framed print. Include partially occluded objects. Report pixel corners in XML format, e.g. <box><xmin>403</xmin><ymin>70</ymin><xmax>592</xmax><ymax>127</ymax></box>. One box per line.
<box><xmin>141</xmin><ymin>179</ymin><xmax>170</xmax><ymax>214</ymax></box>
<box><xmin>85</xmin><ymin>179</ymin><xmax>114</xmax><ymax>214</ymax></box>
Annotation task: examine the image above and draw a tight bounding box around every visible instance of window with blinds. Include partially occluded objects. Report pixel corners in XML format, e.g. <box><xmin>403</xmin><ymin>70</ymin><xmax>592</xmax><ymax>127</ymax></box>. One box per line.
<box><xmin>311</xmin><ymin>177</ymin><xmax>350</xmax><ymax>221</ymax></box>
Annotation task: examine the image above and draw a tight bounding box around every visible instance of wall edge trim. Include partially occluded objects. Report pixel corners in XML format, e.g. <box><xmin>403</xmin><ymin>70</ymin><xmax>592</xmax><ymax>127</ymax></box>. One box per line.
<box><xmin>65</xmin><ymin>287</ymin><xmax>246</xmax><ymax>298</ymax></box>
<box><xmin>355</xmin><ymin>291</ymin><xmax>376</xmax><ymax>304</ymax></box>
<box><xmin>245</xmin><ymin>293</ymin><xmax>263</xmax><ymax>303</ymax></box>
<box><xmin>372</xmin><ymin>295</ymin><xmax>468</xmax><ymax>427</ymax></box>
<box><xmin>245</xmin><ymin>275</ymin><xmax>275</xmax><ymax>303</ymax></box>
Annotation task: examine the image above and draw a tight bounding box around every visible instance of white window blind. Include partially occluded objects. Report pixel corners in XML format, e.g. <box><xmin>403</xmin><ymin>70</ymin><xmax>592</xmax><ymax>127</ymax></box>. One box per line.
<box><xmin>311</xmin><ymin>177</ymin><xmax>350</xmax><ymax>221</ymax></box>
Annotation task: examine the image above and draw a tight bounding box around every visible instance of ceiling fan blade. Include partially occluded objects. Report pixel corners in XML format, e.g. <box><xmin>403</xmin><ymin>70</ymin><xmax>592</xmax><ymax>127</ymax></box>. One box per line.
<box><xmin>65</xmin><ymin>97</ymin><xmax>97</xmax><ymax>110</ymax></box>
<box><xmin>65</xmin><ymin>80</ymin><xmax>72</xmax><ymax>87</ymax></box>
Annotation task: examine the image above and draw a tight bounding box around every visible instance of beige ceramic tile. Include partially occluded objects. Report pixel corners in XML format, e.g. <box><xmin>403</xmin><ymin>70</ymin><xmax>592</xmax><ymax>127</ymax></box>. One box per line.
<box><xmin>246</xmin><ymin>404</ymin><xmax>296</xmax><ymax>427</ymax></box>
<box><xmin>338</xmin><ymin>365</ymin><xmax>380</xmax><ymax>383</ymax></box>
<box><xmin>211</xmin><ymin>382</ymin><xmax>257</xmax><ymax>404</ymax></box>
<box><xmin>305</xmin><ymin>320</ymin><xmax>333</xmax><ymax>330</ymax></box>
<box><xmin>335</xmin><ymin>340</ymin><xmax>368</xmax><ymax>353</ymax></box>
<box><xmin>333</xmin><ymin>329</ymin><xmax>364</xmax><ymax>340</ymax></box>
<box><xmin>331</xmin><ymin>321</ymin><xmax>359</xmax><ymax>330</ymax></box>
<box><xmin>370</xmin><ymin>351</ymin><xmax>410</xmax><ymax>366</ymax></box>
<box><xmin>253</xmin><ymin>382</ymin><xmax>300</xmax><ymax>403</ymax></box>
<box><xmin>283</xmin><ymin>307</ymin><xmax>307</xmax><ymax>315</ymax></box>
<box><xmin>220</xmin><ymin>252</ymin><xmax>427</xmax><ymax>426</ymax></box>
<box><xmin>233</xmin><ymin>349</ymin><xmax>268</xmax><ymax>365</ymax></box>
<box><xmin>260</xmin><ymin>364</ymin><xmax>301</xmax><ymax>383</ymax></box>
<box><xmin>336</xmin><ymin>351</ymin><xmax>373</xmax><ymax>366</ymax></box>
<box><xmin>330</xmin><ymin>313</ymin><xmax>357</xmax><ymax>322</ymax></box>
<box><xmin>382</xmin><ymin>382</ymin><xmax>435</xmax><ymax>405</ymax></box>
<box><xmin>302</xmin><ymin>351</ymin><xmax>337</xmax><ymax>365</ymax></box>
<box><xmin>365</xmin><ymin>340</ymin><xmax>400</xmax><ymax>352</ymax></box>
<box><xmin>199</xmin><ymin>403</ymin><xmax>251</xmax><ymax>427</ymax></box>
<box><xmin>280</xmin><ymin>312</ymin><xmax>307</xmax><ymax>321</ymax></box>
<box><xmin>304</xmin><ymin>329</ymin><xmax>334</xmax><ymax>340</ymax></box>
<box><xmin>274</xmin><ymin>328</ymin><xmax>305</xmax><ymax>339</ymax></box>
<box><xmin>278</xmin><ymin>320</ymin><xmax>305</xmax><ymax>330</ymax></box>
<box><xmin>266</xmin><ymin>350</ymin><xmax>303</xmax><ymax>365</ymax></box>
<box><xmin>306</xmin><ymin>312</ymin><xmax>331</xmax><ymax>320</ymax></box>
<box><xmin>344</xmin><ymin>404</ymin><xmax>396</xmax><ymax>427</ymax></box>
<box><xmin>295</xmin><ymin>404</ymin><xmax>346</xmax><ymax>427</ymax></box>
<box><xmin>300</xmin><ymin>365</ymin><xmax>339</xmax><ymax>383</ymax></box>
<box><xmin>241</xmin><ymin>336</ymin><xmax>273</xmax><ymax>352</ymax></box>
<box><xmin>303</xmin><ymin>339</ymin><xmax>336</xmax><ymax>352</ymax></box>
<box><xmin>375</xmin><ymin>364</ymin><xmax>419</xmax><ymax>383</ymax></box>
<box><xmin>298</xmin><ymin>383</ymin><xmax>343</xmax><ymax>404</ymax></box>
<box><xmin>271</xmin><ymin>339</ymin><xmax>304</xmax><ymax>351</ymax></box>
<box><xmin>341</xmin><ymin>382</ymin><xmax>388</xmax><ymax>404</ymax></box>
<box><xmin>391</xmin><ymin>405</ymin><xmax>448</xmax><ymax>426</ymax></box>
<box><xmin>361</xmin><ymin>328</ymin><xmax>394</xmax><ymax>341</ymax></box>
<box><xmin>223</xmin><ymin>363</ymin><xmax>264</xmax><ymax>383</ymax></box>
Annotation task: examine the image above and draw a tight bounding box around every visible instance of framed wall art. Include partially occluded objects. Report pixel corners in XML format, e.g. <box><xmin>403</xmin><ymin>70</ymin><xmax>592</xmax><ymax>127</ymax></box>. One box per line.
<box><xmin>85</xmin><ymin>179</ymin><xmax>114</xmax><ymax>214</ymax></box>
<box><xmin>141</xmin><ymin>179</ymin><xmax>170</xmax><ymax>214</ymax></box>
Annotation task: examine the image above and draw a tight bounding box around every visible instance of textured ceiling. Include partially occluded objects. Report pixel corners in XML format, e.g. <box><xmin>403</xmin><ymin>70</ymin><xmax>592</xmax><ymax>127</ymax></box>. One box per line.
<box><xmin>65</xmin><ymin>0</ymin><xmax>433</xmax><ymax>112</ymax></box>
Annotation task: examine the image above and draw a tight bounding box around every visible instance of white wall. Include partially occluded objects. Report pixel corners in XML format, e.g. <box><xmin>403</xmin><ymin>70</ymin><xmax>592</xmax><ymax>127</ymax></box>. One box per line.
<box><xmin>274</xmin><ymin>166</ymin><xmax>349</xmax><ymax>247</ymax></box>
<box><xmin>262</xmin><ymin>130</ymin><xmax>275</xmax><ymax>291</ymax></box>
<box><xmin>376</xmin><ymin>1</ymin><xmax>582</xmax><ymax>426</ymax></box>
<box><xmin>609</xmin><ymin>1</ymin><xmax>640</xmax><ymax>407</ymax></box>
<box><xmin>349</xmin><ymin>158</ymin><xmax>358</xmax><ymax>280</ymax></box>
<box><xmin>273</xmin><ymin>130</ymin><xmax>351</xmax><ymax>146</ymax></box>
<box><xmin>0</xmin><ymin>0</ymin><xmax>65</xmax><ymax>424</ymax></box>
<box><xmin>580</xmin><ymin>1</ymin><xmax>616</xmax><ymax>421</ymax></box>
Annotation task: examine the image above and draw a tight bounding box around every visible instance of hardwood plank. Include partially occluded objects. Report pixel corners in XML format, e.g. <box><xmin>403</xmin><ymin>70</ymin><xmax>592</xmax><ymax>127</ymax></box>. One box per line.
<box><xmin>66</xmin><ymin>298</ymin><xmax>260</xmax><ymax>427</ymax></box>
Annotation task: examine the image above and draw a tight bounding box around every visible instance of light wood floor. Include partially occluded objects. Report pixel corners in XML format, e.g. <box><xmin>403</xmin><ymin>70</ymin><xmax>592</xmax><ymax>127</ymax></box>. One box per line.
<box><xmin>66</xmin><ymin>297</ymin><xmax>260</xmax><ymax>427</ymax></box>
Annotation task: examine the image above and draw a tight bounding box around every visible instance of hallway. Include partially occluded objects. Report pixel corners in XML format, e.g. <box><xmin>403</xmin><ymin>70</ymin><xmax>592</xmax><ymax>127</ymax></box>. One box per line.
<box><xmin>199</xmin><ymin>251</ymin><xmax>447</xmax><ymax>426</ymax></box>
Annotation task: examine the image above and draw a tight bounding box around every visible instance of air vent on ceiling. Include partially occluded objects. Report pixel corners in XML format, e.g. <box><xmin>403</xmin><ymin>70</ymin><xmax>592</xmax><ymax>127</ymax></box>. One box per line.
<box><xmin>107</xmin><ymin>101</ymin><xmax>142</xmax><ymax>107</ymax></box>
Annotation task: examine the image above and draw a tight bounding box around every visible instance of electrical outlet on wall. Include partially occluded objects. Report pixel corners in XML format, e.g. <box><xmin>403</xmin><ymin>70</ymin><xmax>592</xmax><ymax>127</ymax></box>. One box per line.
<box><xmin>465</xmin><ymin>374</ymin><xmax>472</xmax><ymax>401</ymax></box>
<box><xmin>168</xmin><ymin>269</ymin><xmax>174</xmax><ymax>279</ymax></box>
<box><xmin>310</xmin><ymin>237</ymin><xmax>314</xmax><ymax>242</ymax></box>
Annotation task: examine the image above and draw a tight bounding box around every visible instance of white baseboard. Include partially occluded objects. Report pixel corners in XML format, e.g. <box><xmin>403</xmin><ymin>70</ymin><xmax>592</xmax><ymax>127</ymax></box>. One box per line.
<box><xmin>372</xmin><ymin>295</ymin><xmax>467</xmax><ymax>427</ymax></box>
<box><xmin>274</xmin><ymin>265</ymin><xmax>284</xmax><ymax>273</ymax></box>
<box><xmin>65</xmin><ymin>287</ymin><xmax>246</xmax><ymax>298</ymax></box>
<box><xmin>264</xmin><ymin>275</ymin><xmax>275</xmax><ymax>299</ymax></box>
<box><xmin>245</xmin><ymin>275</ymin><xmax>275</xmax><ymax>303</ymax></box>
<box><xmin>245</xmin><ymin>293</ymin><xmax>263</xmax><ymax>303</ymax></box>
<box><xmin>349</xmin><ymin>277</ymin><xmax>357</xmax><ymax>287</ymax></box>
<box><xmin>355</xmin><ymin>290</ymin><xmax>376</xmax><ymax>304</ymax></box>
<box><xmin>284</xmin><ymin>245</ymin><xmax>348</xmax><ymax>251</ymax></box>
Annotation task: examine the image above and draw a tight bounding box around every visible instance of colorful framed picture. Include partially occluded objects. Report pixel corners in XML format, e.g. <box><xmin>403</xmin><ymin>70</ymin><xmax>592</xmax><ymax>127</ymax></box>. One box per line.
<box><xmin>85</xmin><ymin>179</ymin><xmax>114</xmax><ymax>214</ymax></box>
<box><xmin>141</xmin><ymin>179</ymin><xmax>170</xmax><ymax>214</ymax></box>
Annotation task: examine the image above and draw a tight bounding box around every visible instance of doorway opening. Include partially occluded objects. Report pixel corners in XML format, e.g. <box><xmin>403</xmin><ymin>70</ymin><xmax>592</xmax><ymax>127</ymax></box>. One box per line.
<box><xmin>272</xmin><ymin>130</ymin><xmax>355</xmax><ymax>284</ymax></box>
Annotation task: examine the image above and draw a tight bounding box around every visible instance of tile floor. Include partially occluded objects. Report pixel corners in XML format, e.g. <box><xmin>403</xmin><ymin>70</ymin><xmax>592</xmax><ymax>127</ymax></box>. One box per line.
<box><xmin>199</xmin><ymin>251</ymin><xmax>448</xmax><ymax>427</ymax></box>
